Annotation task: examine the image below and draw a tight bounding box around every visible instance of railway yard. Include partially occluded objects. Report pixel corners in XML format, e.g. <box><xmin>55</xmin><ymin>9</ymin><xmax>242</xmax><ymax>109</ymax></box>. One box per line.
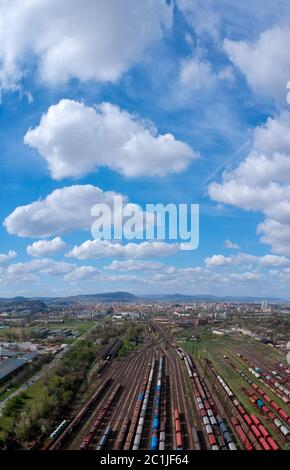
<box><xmin>43</xmin><ymin>322</ymin><xmax>290</xmax><ymax>451</ymax></box>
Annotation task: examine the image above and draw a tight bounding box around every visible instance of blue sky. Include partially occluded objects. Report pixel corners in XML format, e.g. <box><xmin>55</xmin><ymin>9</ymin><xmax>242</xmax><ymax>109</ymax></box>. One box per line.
<box><xmin>1</xmin><ymin>0</ymin><xmax>290</xmax><ymax>298</ymax></box>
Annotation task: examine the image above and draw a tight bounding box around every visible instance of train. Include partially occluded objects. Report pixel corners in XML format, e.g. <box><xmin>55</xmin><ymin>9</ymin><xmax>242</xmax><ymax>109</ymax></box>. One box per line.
<box><xmin>129</xmin><ymin>361</ymin><xmax>155</xmax><ymax>450</ymax></box>
<box><xmin>237</xmin><ymin>353</ymin><xmax>290</xmax><ymax>403</ymax></box>
<box><xmin>223</xmin><ymin>354</ymin><xmax>290</xmax><ymax>439</ymax></box>
<box><xmin>207</xmin><ymin>362</ymin><xmax>280</xmax><ymax>451</ymax></box>
<box><xmin>159</xmin><ymin>418</ymin><xmax>166</xmax><ymax>450</ymax></box>
<box><xmin>79</xmin><ymin>383</ymin><xmax>121</xmax><ymax>450</ymax></box>
<box><xmin>193</xmin><ymin>372</ymin><xmax>237</xmax><ymax>450</ymax></box>
<box><xmin>247</xmin><ymin>388</ymin><xmax>290</xmax><ymax>438</ymax></box>
<box><xmin>191</xmin><ymin>426</ymin><xmax>201</xmax><ymax>450</ymax></box>
<box><xmin>178</xmin><ymin>349</ymin><xmax>238</xmax><ymax>451</ymax></box>
<box><xmin>150</xmin><ymin>357</ymin><xmax>163</xmax><ymax>450</ymax></box>
<box><xmin>101</xmin><ymin>338</ymin><xmax>123</xmax><ymax>360</ymax></box>
<box><xmin>230</xmin><ymin>416</ymin><xmax>253</xmax><ymax>451</ymax></box>
<box><xmin>174</xmin><ymin>409</ymin><xmax>183</xmax><ymax>450</ymax></box>
<box><xmin>95</xmin><ymin>425</ymin><xmax>112</xmax><ymax>450</ymax></box>
<box><xmin>48</xmin><ymin>379</ymin><xmax>111</xmax><ymax>450</ymax></box>
<box><xmin>114</xmin><ymin>417</ymin><xmax>130</xmax><ymax>450</ymax></box>
<box><xmin>50</xmin><ymin>420</ymin><xmax>68</xmax><ymax>441</ymax></box>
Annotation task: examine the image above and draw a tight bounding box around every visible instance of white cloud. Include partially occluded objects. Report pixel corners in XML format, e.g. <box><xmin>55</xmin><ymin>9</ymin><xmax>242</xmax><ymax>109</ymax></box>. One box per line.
<box><xmin>209</xmin><ymin>112</ymin><xmax>290</xmax><ymax>255</ymax></box>
<box><xmin>228</xmin><ymin>271</ymin><xmax>262</xmax><ymax>282</ymax></box>
<box><xmin>179</xmin><ymin>56</ymin><xmax>235</xmax><ymax>98</ymax></box>
<box><xmin>224</xmin><ymin>26</ymin><xmax>290</xmax><ymax>101</ymax></box>
<box><xmin>7</xmin><ymin>259</ymin><xmax>74</xmax><ymax>277</ymax></box>
<box><xmin>105</xmin><ymin>260</ymin><xmax>168</xmax><ymax>272</ymax></box>
<box><xmin>24</xmin><ymin>99</ymin><xmax>197</xmax><ymax>180</ymax></box>
<box><xmin>0</xmin><ymin>0</ymin><xmax>172</xmax><ymax>90</ymax></box>
<box><xmin>217</xmin><ymin>66</ymin><xmax>235</xmax><ymax>84</ymax></box>
<box><xmin>4</xmin><ymin>184</ymin><xmax>120</xmax><ymax>238</ymax></box>
<box><xmin>205</xmin><ymin>254</ymin><xmax>232</xmax><ymax>267</ymax></box>
<box><xmin>180</xmin><ymin>57</ymin><xmax>216</xmax><ymax>90</ymax></box>
<box><xmin>0</xmin><ymin>250</ymin><xmax>17</xmax><ymax>264</ymax></box>
<box><xmin>177</xmin><ymin>0</ymin><xmax>220</xmax><ymax>40</ymax></box>
<box><xmin>204</xmin><ymin>253</ymin><xmax>257</xmax><ymax>267</ymax></box>
<box><xmin>224</xmin><ymin>239</ymin><xmax>240</xmax><ymax>250</ymax></box>
<box><xmin>27</xmin><ymin>237</ymin><xmax>67</xmax><ymax>257</ymax></box>
<box><xmin>178</xmin><ymin>0</ymin><xmax>290</xmax><ymax>52</ymax></box>
<box><xmin>67</xmin><ymin>240</ymin><xmax>179</xmax><ymax>260</ymax></box>
<box><xmin>257</xmin><ymin>219</ymin><xmax>290</xmax><ymax>255</ymax></box>
<box><xmin>258</xmin><ymin>253</ymin><xmax>290</xmax><ymax>267</ymax></box>
<box><xmin>205</xmin><ymin>252</ymin><xmax>290</xmax><ymax>268</ymax></box>
<box><xmin>64</xmin><ymin>266</ymin><xmax>100</xmax><ymax>283</ymax></box>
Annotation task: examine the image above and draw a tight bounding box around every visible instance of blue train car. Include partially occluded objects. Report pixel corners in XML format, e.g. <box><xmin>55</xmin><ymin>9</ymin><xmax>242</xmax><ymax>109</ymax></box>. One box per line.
<box><xmin>256</xmin><ymin>399</ymin><xmax>265</xmax><ymax>409</ymax></box>
<box><xmin>150</xmin><ymin>435</ymin><xmax>158</xmax><ymax>450</ymax></box>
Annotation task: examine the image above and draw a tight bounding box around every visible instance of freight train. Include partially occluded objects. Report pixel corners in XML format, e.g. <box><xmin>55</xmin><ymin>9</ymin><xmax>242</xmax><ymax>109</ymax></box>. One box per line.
<box><xmin>236</xmin><ymin>353</ymin><xmax>290</xmax><ymax>403</ymax></box>
<box><xmin>223</xmin><ymin>354</ymin><xmax>290</xmax><ymax>439</ymax></box>
<box><xmin>176</xmin><ymin>347</ymin><xmax>237</xmax><ymax>450</ymax></box>
<box><xmin>48</xmin><ymin>379</ymin><xmax>111</xmax><ymax>450</ymax></box>
<box><xmin>129</xmin><ymin>361</ymin><xmax>155</xmax><ymax>450</ymax></box>
<box><xmin>174</xmin><ymin>409</ymin><xmax>183</xmax><ymax>450</ymax></box>
<box><xmin>207</xmin><ymin>361</ymin><xmax>280</xmax><ymax>450</ymax></box>
<box><xmin>95</xmin><ymin>425</ymin><xmax>112</xmax><ymax>450</ymax></box>
<box><xmin>150</xmin><ymin>357</ymin><xmax>163</xmax><ymax>450</ymax></box>
<box><xmin>79</xmin><ymin>383</ymin><xmax>121</xmax><ymax>450</ymax></box>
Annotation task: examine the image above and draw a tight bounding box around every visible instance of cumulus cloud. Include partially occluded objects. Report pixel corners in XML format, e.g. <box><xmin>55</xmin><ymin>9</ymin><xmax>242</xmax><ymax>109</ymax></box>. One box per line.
<box><xmin>205</xmin><ymin>252</ymin><xmax>290</xmax><ymax>268</ymax></box>
<box><xmin>209</xmin><ymin>112</ymin><xmax>290</xmax><ymax>255</ymax></box>
<box><xmin>7</xmin><ymin>258</ymin><xmax>74</xmax><ymax>277</ymax></box>
<box><xmin>67</xmin><ymin>240</ymin><xmax>179</xmax><ymax>260</ymax></box>
<box><xmin>64</xmin><ymin>266</ymin><xmax>100</xmax><ymax>283</ymax></box>
<box><xmin>27</xmin><ymin>237</ymin><xmax>67</xmax><ymax>257</ymax></box>
<box><xmin>258</xmin><ymin>254</ymin><xmax>290</xmax><ymax>267</ymax></box>
<box><xmin>257</xmin><ymin>219</ymin><xmax>290</xmax><ymax>256</ymax></box>
<box><xmin>0</xmin><ymin>0</ymin><xmax>172</xmax><ymax>90</ymax></box>
<box><xmin>205</xmin><ymin>254</ymin><xmax>233</xmax><ymax>267</ymax></box>
<box><xmin>24</xmin><ymin>100</ymin><xmax>197</xmax><ymax>180</ymax></box>
<box><xmin>0</xmin><ymin>250</ymin><xmax>17</xmax><ymax>264</ymax></box>
<box><xmin>4</xmin><ymin>185</ymin><xmax>120</xmax><ymax>238</ymax></box>
<box><xmin>224</xmin><ymin>25</ymin><xmax>290</xmax><ymax>101</ymax></box>
<box><xmin>205</xmin><ymin>253</ymin><xmax>257</xmax><ymax>267</ymax></box>
<box><xmin>224</xmin><ymin>239</ymin><xmax>240</xmax><ymax>250</ymax></box>
<box><xmin>204</xmin><ymin>253</ymin><xmax>257</xmax><ymax>267</ymax></box>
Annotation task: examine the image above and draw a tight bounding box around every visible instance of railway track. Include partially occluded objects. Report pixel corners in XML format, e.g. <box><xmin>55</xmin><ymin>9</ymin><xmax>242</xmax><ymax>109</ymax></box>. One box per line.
<box><xmin>49</xmin><ymin>322</ymin><xmax>278</xmax><ymax>451</ymax></box>
<box><xmin>71</xmin><ymin>345</ymin><xmax>156</xmax><ymax>449</ymax></box>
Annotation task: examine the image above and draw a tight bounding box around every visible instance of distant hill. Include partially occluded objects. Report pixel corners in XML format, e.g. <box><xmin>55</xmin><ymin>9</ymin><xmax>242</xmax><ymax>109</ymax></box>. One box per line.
<box><xmin>65</xmin><ymin>291</ymin><xmax>138</xmax><ymax>303</ymax></box>
<box><xmin>41</xmin><ymin>291</ymin><xmax>138</xmax><ymax>305</ymax></box>
<box><xmin>0</xmin><ymin>297</ymin><xmax>47</xmax><ymax>311</ymax></box>
<box><xmin>0</xmin><ymin>291</ymin><xmax>289</xmax><ymax>306</ymax></box>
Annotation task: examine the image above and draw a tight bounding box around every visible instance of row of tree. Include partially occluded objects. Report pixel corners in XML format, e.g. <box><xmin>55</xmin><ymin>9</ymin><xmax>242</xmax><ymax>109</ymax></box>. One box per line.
<box><xmin>0</xmin><ymin>336</ymin><xmax>99</xmax><ymax>449</ymax></box>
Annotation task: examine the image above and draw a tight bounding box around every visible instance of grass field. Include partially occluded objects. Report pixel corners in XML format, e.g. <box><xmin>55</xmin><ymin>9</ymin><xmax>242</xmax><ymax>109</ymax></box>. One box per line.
<box><xmin>0</xmin><ymin>321</ymin><xmax>95</xmax><ymax>341</ymax></box>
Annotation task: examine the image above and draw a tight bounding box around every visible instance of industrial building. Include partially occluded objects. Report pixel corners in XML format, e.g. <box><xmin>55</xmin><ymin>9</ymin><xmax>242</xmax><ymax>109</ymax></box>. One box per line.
<box><xmin>0</xmin><ymin>353</ymin><xmax>37</xmax><ymax>383</ymax></box>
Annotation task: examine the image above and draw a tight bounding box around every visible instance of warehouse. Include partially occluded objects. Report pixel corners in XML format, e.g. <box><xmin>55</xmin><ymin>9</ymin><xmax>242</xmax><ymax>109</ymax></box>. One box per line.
<box><xmin>0</xmin><ymin>353</ymin><xmax>37</xmax><ymax>384</ymax></box>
